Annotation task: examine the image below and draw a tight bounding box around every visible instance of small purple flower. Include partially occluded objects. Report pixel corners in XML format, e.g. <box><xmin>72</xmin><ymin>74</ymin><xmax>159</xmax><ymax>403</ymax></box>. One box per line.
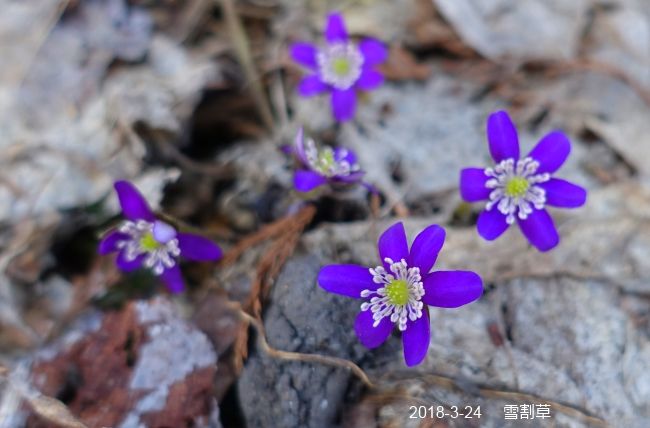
<box><xmin>290</xmin><ymin>12</ymin><xmax>387</xmax><ymax>122</ymax></box>
<box><xmin>99</xmin><ymin>180</ymin><xmax>222</xmax><ymax>293</ymax></box>
<box><xmin>460</xmin><ymin>111</ymin><xmax>587</xmax><ymax>252</ymax></box>
<box><xmin>290</xmin><ymin>127</ymin><xmax>365</xmax><ymax>192</ymax></box>
<box><xmin>318</xmin><ymin>222</ymin><xmax>483</xmax><ymax>367</ymax></box>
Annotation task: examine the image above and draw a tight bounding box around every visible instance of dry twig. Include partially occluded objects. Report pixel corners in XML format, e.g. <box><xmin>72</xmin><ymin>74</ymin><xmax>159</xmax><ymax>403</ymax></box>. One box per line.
<box><xmin>381</xmin><ymin>372</ymin><xmax>609</xmax><ymax>427</ymax></box>
<box><xmin>229</xmin><ymin>204</ymin><xmax>316</xmax><ymax>372</ymax></box>
<box><xmin>219</xmin><ymin>0</ymin><xmax>275</xmax><ymax>130</ymax></box>
<box><xmin>236</xmin><ymin>307</ymin><xmax>374</xmax><ymax>388</ymax></box>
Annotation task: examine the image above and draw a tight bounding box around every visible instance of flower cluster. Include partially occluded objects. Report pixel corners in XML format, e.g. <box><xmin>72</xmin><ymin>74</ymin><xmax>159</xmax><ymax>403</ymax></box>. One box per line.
<box><xmin>99</xmin><ymin>181</ymin><xmax>222</xmax><ymax>293</ymax></box>
<box><xmin>460</xmin><ymin>111</ymin><xmax>587</xmax><ymax>251</ymax></box>
<box><xmin>318</xmin><ymin>222</ymin><xmax>483</xmax><ymax>366</ymax></box>
<box><xmin>291</xmin><ymin>12</ymin><xmax>387</xmax><ymax>122</ymax></box>
<box><xmin>288</xmin><ymin>128</ymin><xmax>365</xmax><ymax>192</ymax></box>
<box><xmin>96</xmin><ymin>9</ymin><xmax>588</xmax><ymax>370</ymax></box>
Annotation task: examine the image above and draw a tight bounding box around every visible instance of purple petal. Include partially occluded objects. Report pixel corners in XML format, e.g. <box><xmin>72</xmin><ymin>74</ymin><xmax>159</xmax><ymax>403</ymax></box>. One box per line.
<box><xmin>378</xmin><ymin>222</ymin><xmax>410</xmax><ymax>268</ymax></box>
<box><xmin>161</xmin><ymin>265</ymin><xmax>185</xmax><ymax>294</ymax></box>
<box><xmin>153</xmin><ymin>221</ymin><xmax>176</xmax><ymax>244</ymax></box>
<box><xmin>359</xmin><ymin>38</ymin><xmax>387</xmax><ymax>65</ymax></box>
<box><xmin>294</xmin><ymin>127</ymin><xmax>308</xmax><ymax>165</ymax></box>
<box><xmin>408</xmin><ymin>225</ymin><xmax>445</xmax><ymax>275</ymax></box>
<box><xmin>114</xmin><ymin>180</ymin><xmax>154</xmax><ymax>221</ymax></box>
<box><xmin>325</xmin><ymin>12</ymin><xmax>348</xmax><ymax>43</ymax></box>
<box><xmin>290</xmin><ymin>42</ymin><xmax>318</xmax><ymax>69</ymax></box>
<box><xmin>334</xmin><ymin>146</ymin><xmax>357</xmax><ymax>165</ymax></box>
<box><xmin>294</xmin><ymin>170</ymin><xmax>327</xmax><ymax>192</ymax></box>
<box><xmin>487</xmin><ymin>111</ymin><xmax>519</xmax><ymax>163</ymax></box>
<box><xmin>460</xmin><ymin>168</ymin><xmax>491</xmax><ymax>202</ymax></box>
<box><xmin>116</xmin><ymin>251</ymin><xmax>144</xmax><ymax>273</ymax></box>
<box><xmin>280</xmin><ymin>144</ymin><xmax>293</xmax><ymax>156</ymax></box>
<box><xmin>298</xmin><ymin>75</ymin><xmax>328</xmax><ymax>96</ymax></box>
<box><xmin>527</xmin><ymin>131</ymin><xmax>571</xmax><ymax>174</ymax></box>
<box><xmin>354</xmin><ymin>310</ymin><xmax>393</xmax><ymax>349</ymax></box>
<box><xmin>402</xmin><ymin>312</ymin><xmax>430</xmax><ymax>367</ymax></box>
<box><xmin>517</xmin><ymin>208</ymin><xmax>559</xmax><ymax>252</ymax></box>
<box><xmin>539</xmin><ymin>178</ymin><xmax>587</xmax><ymax>208</ymax></box>
<box><xmin>356</xmin><ymin>68</ymin><xmax>383</xmax><ymax>91</ymax></box>
<box><xmin>477</xmin><ymin>208</ymin><xmax>509</xmax><ymax>241</ymax></box>
<box><xmin>318</xmin><ymin>264</ymin><xmax>377</xmax><ymax>298</ymax></box>
<box><xmin>332</xmin><ymin>171</ymin><xmax>365</xmax><ymax>184</ymax></box>
<box><xmin>422</xmin><ymin>271</ymin><xmax>483</xmax><ymax>308</ymax></box>
<box><xmin>98</xmin><ymin>230</ymin><xmax>127</xmax><ymax>255</ymax></box>
<box><xmin>331</xmin><ymin>89</ymin><xmax>357</xmax><ymax>122</ymax></box>
<box><xmin>177</xmin><ymin>233</ymin><xmax>222</xmax><ymax>261</ymax></box>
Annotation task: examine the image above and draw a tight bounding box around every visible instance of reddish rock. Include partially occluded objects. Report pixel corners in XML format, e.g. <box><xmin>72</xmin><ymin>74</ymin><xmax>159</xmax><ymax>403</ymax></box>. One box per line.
<box><xmin>26</xmin><ymin>298</ymin><xmax>220</xmax><ymax>428</ymax></box>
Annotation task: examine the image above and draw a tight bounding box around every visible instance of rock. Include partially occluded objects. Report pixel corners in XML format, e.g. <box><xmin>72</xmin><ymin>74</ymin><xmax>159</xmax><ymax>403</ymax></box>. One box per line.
<box><xmin>295</xmin><ymin>182</ymin><xmax>650</xmax><ymax>426</ymax></box>
<box><xmin>584</xmin><ymin>0</ymin><xmax>650</xmax><ymax>90</ymax></box>
<box><xmin>0</xmin><ymin>0</ymin><xmax>217</xmax><ymax>223</ymax></box>
<box><xmin>433</xmin><ymin>0</ymin><xmax>590</xmax><ymax>61</ymax></box>
<box><xmin>528</xmin><ymin>70</ymin><xmax>650</xmax><ymax>181</ymax></box>
<box><xmin>237</xmin><ymin>254</ymin><xmax>377</xmax><ymax>428</ymax></box>
<box><xmin>21</xmin><ymin>298</ymin><xmax>220</xmax><ymax>428</ymax></box>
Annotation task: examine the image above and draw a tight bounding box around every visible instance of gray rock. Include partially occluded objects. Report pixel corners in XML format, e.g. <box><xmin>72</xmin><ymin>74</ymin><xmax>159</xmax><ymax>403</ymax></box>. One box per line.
<box><xmin>289</xmin><ymin>182</ymin><xmax>649</xmax><ymax>426</ymax></box>
<box><xmin>237</xmin><ymin>254</ymin><xmax>375</xmax><ymax>428</ymax></box>
<box><xmin>433</xmin><ymin>0</ymin><xmax>590</xmax><ymax>61</ymax></box>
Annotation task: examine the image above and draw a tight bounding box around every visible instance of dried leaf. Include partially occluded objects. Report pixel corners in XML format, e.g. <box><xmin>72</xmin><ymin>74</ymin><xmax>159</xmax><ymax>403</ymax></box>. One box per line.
<box><xmin>379</xmin><ymin>46</ymin><xmax>431</xmax><ymax>81</ymax></box>
<box><xmin>26</xmin><ymin>395</ymin><xmax>88</xmax><ymax>428</ymax></box>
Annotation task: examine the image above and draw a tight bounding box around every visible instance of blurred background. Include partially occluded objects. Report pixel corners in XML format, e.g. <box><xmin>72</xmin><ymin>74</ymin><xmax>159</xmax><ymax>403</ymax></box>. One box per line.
<box><xmin>0</xmin><ymin>0</ymin><xmax>649</xmax><ymax>427</ymax></box>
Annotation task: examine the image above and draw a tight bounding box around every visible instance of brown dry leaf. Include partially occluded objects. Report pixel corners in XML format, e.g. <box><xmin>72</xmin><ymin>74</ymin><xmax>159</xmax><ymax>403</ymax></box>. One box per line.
<box><xmin>379</xmin><ymin>46</ymin><xmax>431</xmax><ymax>81</ymax></box>
<box><xmin>408</xmin><ymin>0</ymin><xmax>476</xmax><ymax>57</ymax></box>
<box><xmin>27</xmin><ymin>298</ymin><xmax>218</xmax><ymax>427</ymax></box>
<box><xmin>225</xmin><ymin>205</ymin><xmax>316</xmax><ymax>377</ymax></box>
<box><xmin>342</xmin><ymin>396</ymin><xmax>380</xmax><ymax>428</ymax></box>
<box><xmin>26</xmin><ymin>395</ymin><xmax>88</xmax><ymax>428</ymax></box>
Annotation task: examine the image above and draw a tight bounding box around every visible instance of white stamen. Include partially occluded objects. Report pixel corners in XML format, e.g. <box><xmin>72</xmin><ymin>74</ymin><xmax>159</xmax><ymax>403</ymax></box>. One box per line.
<box><xmin>484</xmin><ymin>157</ymin><xmax>551</xmax><ymax>224</ymax></box>
<box><xmin>360</xmin><ymin>258</ymin><xmax>425</xmax><ymax>332</ymax></box>
<box><xmin>304</xmin><ymin>138</ymin><xmax>361</xmax><ymax>178</ymax></box>
<box><xmin>316</xmin><ymin>42</ymin><xmax>364</xmax><ymax>90</ymax></box>
<box><xmin>116</xmin><ymin>219</ymin><xmax>181</xmax><ymax>275</ymax></box>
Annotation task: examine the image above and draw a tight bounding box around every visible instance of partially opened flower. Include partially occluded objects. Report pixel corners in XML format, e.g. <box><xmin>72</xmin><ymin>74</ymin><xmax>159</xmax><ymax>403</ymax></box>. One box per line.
<box><xmin>460</xmin><ymin>111</ymin><xmax>587</xmax><ymax>252</ymax></box>
<box><xmin>290</xmin><ymin>12</ymin><xmax>387</xmax><ymax>122</ymax></box>
<box><xmin>289</xmin><ymin>128</ymin><xmax>364</xmax><ymax>192</ymax></box>
<box><xmin>99</xmin><ymin>180</ymin><xmax>222</xmax><ymax>293</ymax></box>
<box><xmin>318</xmin><ymin>222</ymin><xmax>483</xmax><ymax>367</ymax></box>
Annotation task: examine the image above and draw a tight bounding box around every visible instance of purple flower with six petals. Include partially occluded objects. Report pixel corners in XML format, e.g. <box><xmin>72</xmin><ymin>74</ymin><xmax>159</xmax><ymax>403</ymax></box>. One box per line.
<box><xmin>99</xmin><ymin>180</ymin><xmax>222</xmax><ymax>293</ymax></box>
<box><xmin>460</xmin><ymin>111</ymin><xmax>587</xmax><ymax>252</ymax></box>
<box><xmin>318</xmin><ymin>222</ymin><xmax>483</xmax><ymax>367</ymax></box>
<box><xmin>291</xmin><ymin>127</ymin><xmax>364</xmax><ymax>193</ymax></box>
<box><xmin>290</xmin><ymin>12</ymin><xmax>387</xmax><ymax>122</ymax></box>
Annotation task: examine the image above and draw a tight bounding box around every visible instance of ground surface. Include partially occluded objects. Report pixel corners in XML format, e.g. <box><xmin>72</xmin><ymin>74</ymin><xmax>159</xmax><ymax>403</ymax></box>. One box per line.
<box><xmin>0</xmin><ymin>0</ymin><xmax>649</xmax><ymax>427</ymax></box>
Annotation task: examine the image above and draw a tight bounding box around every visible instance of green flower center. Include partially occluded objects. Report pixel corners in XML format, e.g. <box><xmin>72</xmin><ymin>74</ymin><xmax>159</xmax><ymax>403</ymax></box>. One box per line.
<box><xmin>316</xmin><ymin>148</ymin><xmax>335</xmax><ymax>172</ymax></box>
<box><xmin>331</xmin><ymin>57</ymin><xmax>351</xmax><ymax>76</ymax></box>
<box><xmin>504</xmin><ymin>177</ymin><xmax>530</xmax><ymax>198</ymax></box>
<box><xmin>385</xmin><ymin>279</ymin><xmax>409</xmax><ymax>306</ymax></box>
<box><xmin>140</xmin><ymin>232</ymin><xmax>161</xmax><ymax>252</ymax></box>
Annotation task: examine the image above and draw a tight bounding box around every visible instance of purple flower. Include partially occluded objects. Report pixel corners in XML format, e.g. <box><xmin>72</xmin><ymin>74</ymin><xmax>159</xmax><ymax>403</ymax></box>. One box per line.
<box><xmin>98</xmin><ymin>180</ymin><xmax>222</xmax><ymax>293</ymax></box>
<box><xmin>290</xmin><ymin>127</ymin><xmax>365</xmax><ymax>192</ymax></box>
<box><xmin>460</xmin><ymin>111</ymin><xmax>587</xmax><ymax>252</ymax></box>
<box><xmin>290</xmin><ymin>12</ymin><xmax>387</xmax><ymax>122</ymax></box>
<box><xmin>317</xmin><ymin>222</ymin><xmax>483</xmax><ymax>367</ymax></box>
